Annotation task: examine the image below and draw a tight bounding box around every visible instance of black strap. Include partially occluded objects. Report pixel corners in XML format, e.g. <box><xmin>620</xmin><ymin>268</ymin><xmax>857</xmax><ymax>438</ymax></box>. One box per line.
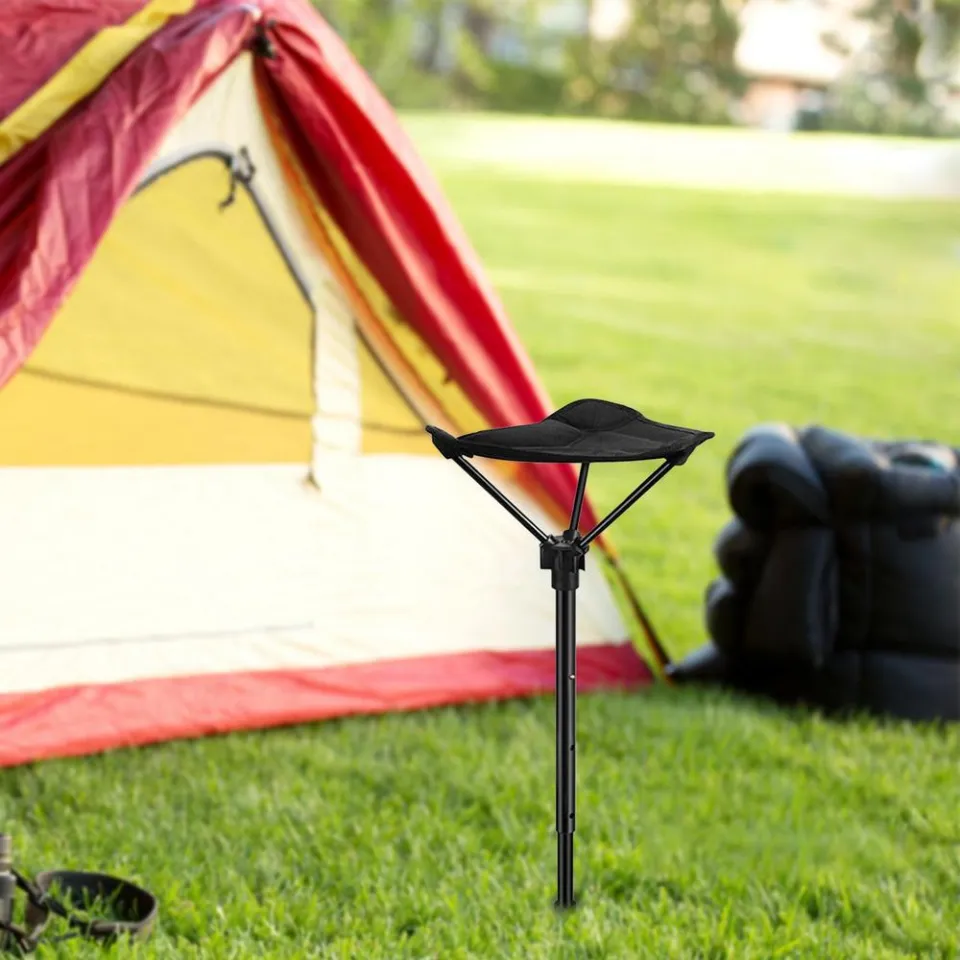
<box><xmin>0</xmin><ymin>868</ymin><xmax>157</xmax><ymax>953</ymax></box>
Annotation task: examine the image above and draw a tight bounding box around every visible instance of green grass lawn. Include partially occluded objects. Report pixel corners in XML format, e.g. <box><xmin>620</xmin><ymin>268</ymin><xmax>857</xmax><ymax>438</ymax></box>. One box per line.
<box><xmin>3</xmin><ymin>132</ymin><xmax>960</xmax><ymax>958</ymax></box>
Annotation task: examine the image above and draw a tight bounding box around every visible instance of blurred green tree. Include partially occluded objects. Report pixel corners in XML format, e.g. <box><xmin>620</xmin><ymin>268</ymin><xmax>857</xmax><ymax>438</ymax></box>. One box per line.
<box><xmin>561</xmin><ymin>0</ymin><xmax>744</xmax><ymax>122</ymax></box>
<box><xmin>822</xmin><ymin>0</ymin><xmax>960</xmax><ymax>135</ymax></box>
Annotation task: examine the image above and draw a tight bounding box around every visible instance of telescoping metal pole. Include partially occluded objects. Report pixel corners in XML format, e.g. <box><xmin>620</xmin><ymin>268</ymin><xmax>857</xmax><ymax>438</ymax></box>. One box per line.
<box><xmin>553</xmin><ymin>462</ymin><xmax>588</xmax><ymax>908</ymax></box>
<box><xmin>555</xmin><ymin>581</ymin><xmax>576</xmax><ymax>908</ymax></box>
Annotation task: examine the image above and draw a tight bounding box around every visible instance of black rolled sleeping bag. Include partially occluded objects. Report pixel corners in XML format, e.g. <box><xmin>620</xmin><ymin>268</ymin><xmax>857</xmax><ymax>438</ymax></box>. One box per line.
<box><xmin>669</xmin><ymin>423</ymin><xmax>960</xmax><ymax>721</ymax></box>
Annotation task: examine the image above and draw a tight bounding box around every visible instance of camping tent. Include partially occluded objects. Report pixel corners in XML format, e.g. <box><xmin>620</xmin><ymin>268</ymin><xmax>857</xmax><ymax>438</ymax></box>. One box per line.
<box><xmin>0</xmin><ymin>0</ymin><xmax>656</xmax><ymax>767</ymax></box>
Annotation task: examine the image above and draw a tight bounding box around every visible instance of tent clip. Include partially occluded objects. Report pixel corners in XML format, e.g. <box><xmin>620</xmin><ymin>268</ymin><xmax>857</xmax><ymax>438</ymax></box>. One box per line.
<box><xmin>219</xmin><ymin>148</ymin><xmax>257</xmax><ymax>210</ymax></box>
<box><xmin>251</xmin><ymin>19</ymin><xmax>278</xmax><ymax>59</ymax></box>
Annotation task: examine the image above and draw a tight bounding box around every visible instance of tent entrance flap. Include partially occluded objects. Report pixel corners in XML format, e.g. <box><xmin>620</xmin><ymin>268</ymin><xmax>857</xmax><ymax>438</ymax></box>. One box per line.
<box><xmin>0</xmin><ymin>153</ymin><xmax>315</xmax><ymax>467</ymax></box>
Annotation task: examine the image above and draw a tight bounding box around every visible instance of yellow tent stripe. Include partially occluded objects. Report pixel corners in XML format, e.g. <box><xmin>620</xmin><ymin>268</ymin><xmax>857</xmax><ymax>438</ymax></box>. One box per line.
<box><xmin>0</xmin><ymin>0</ymin><xmax>195</xmax><ymax>166</ymax></box>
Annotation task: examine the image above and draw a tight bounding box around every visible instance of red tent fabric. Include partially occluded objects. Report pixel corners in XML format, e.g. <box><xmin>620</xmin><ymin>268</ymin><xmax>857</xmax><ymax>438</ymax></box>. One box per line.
<box><xmin>0</xmin><ymin>0</ymin><xmax>599</xmax><ymax>531</ymax></box>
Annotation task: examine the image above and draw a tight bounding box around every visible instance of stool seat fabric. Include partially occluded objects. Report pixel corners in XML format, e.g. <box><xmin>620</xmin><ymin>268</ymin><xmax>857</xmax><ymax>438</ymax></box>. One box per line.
<box><xmin>428</xmin><ymin>399</ymin><xmax>714</xmax><ymax>464</ymax></box>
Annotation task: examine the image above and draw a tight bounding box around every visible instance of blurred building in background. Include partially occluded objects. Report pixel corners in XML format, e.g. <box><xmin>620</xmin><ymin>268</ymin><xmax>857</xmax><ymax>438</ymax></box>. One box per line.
<box><xmin>735</xmin><ymin>0</ymin><xmax>868</xmax><ymax>129</ymax></box>
<box><xmin>317</xmin><ymin>0</ymin><xmax>960</xmax><ymax>135</ymax></box>
<box><xmin>735</xmin><ymin>0</ymin><xmax>960</xmax><ymax>130</ymax></box>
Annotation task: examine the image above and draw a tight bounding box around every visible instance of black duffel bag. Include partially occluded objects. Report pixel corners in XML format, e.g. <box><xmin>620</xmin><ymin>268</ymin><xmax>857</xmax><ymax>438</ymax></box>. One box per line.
<box><xmin>669</xmin><ymin>423</ymin><xmax>960</xmax><ymax>721</ymax></box>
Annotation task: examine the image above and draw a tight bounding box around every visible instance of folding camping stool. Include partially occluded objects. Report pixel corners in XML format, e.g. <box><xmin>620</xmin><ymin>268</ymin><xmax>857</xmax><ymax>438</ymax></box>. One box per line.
<box><xmin>427</xmin><ymin>399</ymin><xmax>713</xmax><ymax>909</ymax></box>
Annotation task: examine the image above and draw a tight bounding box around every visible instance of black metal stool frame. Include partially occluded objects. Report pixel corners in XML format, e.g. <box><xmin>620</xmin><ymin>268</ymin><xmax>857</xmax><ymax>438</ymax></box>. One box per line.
<box><xmin>427</xmin><ymin>399</ymin><xmax>713</xmax><ymax>909</ymax></box>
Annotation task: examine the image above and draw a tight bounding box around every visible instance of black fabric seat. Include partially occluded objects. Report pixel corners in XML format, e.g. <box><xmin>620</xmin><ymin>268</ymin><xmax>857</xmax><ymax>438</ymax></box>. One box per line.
<box><xmin>427</xmin><ymin>399</ymin><xmax>714</xmax><ymax>464</ymax></box>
